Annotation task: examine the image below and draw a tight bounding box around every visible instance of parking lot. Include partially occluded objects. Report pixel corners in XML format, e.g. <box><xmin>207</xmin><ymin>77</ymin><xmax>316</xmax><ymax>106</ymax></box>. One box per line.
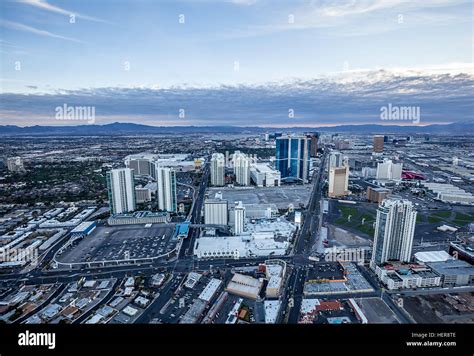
<box><xmin>207</xmin><ymin>185</ymin><xmax>312</xmax><ymax>209</ymax></box>
<box><xmin>355</xmin><ymin>297</ymin><xmax>400</xmax><ymax>323</ymax></box>
<box><xmin>307</xmin><ymin>262</ymin><xmax>346</xmax><ymax>281</ymax></box>
<box><xmin>56</xmin><ymin>224</ymin><xmax>177</xmax><ymax>266</ymax></box>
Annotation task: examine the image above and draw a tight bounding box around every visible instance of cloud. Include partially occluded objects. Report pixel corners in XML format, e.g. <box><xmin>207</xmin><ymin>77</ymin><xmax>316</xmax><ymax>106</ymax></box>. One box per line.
<box><xmin>0</xmin><ymin>20</ymin><xmax>85</xmax><ymax>43</ymax></box>
<box><xmin>0</xmin><ymin>40</ymin><xmax>29</xmax><ymax>55</ymax></box>
<box><xmin>315</xmin><ymin>0</ymin><xmax>411</xmax><ymax>17</ymax></box>
<box><xmin>314</xmin><ymin>0</ymin><xmax>467</xmax><ymax>17</ymax></box>
<box><xmin>1</xmin><ymin>67</ymin><xmax>473</xmax><ymax>126</ymax></box>
<box><xmin>17</xmin><ymin>0</ymin><xmax>112</xmax><ymax>24</ymax></box>
<box><xmin>228</xmin><ymin>0</ymin><xmax>259</xmax><ymax>5</ymax></box>
<box><xmin>222</xmin><ymin>0</ymin><xmax>471</xmax><ymax>38</ymax></box>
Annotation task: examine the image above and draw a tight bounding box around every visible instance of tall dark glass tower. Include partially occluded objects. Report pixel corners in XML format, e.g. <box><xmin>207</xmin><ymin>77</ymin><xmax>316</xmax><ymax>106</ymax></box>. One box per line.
<box><xmin>275</xmin><ymin>135</ymin><xmax>311</xmax><ymax>183</ymax></box>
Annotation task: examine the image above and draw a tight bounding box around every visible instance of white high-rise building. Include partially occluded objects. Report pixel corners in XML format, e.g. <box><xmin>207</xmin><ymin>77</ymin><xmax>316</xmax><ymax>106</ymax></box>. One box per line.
<box><xmin>7</xmin><ymin>157</ymin><xmax>25</xmax><ymax>172</ymax></box>
<box><xmin>376</xmin><ymin>159</ymin><xmax>403</xmax><ymax>181</ymax></box>
<box><xmin>233</xmin><ymin>152</ymin><xmax>250</xmax><ymax>186</ymax></box>
<box><xmin>210</xmin><ymin>153</ymin><xmax>225</xmax><ymax>186</ymax></box>
<box><xmin>362</xmin><ymin>167</ymin><xmax>377</xmax><ymax>178</ymax></box>
<box><xmin>370</xmin><ymin>199</ymin><xmax>417</xmax><ymax>269</ymax></box>
<box><xmin>234</xmin><ymin>201</ymin><xmax>246</xmax><ymax>235</ymax></box>
<box><xmin>156</xmin><ymin>166</ymin><xmax>177</xmax><ymax>212</ymax></box>
<box><xmin>107</xmin><ymin>168</ymin><xmax>136</xmax><ymax>214</ymax></box>
<box><xmin>328</xmin><ymin>151</ymin><xmax>343</xmax><ymax>169</ymax></box>
<box><xmin>204</xmin><ymin>198</ymin><xmax>228</xmax><ymax>225</ymax></box>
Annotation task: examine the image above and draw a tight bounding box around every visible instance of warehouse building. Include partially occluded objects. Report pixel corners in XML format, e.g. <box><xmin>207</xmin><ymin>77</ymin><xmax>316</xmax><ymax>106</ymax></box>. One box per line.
<box><xmin>428</xmin><ymin>259</ymin><xmax>474</xmax><ymax>287</ymax></box>
<box><xmin>414</xmin><ymin>250</ymin><xmax>453</xmax><ymax>263</ymax></box>
<box><xmin>226</xmin><ymin>273</ymin><xmax>263</xmax><ymax>300</ymax></box>
<box><xmin>70</xmin><ymin>221</ymin><xmax>97</xmax><ymax>239</ymax></box>
<box><xmin>198</xmin><ymin>278</ymin><xmax>222</xmax><ymax>303</ymax></box>
<box><xmin>421</xmin><ymin>182</ymin><xmax>474</xmax><ymax>205</ymax></box>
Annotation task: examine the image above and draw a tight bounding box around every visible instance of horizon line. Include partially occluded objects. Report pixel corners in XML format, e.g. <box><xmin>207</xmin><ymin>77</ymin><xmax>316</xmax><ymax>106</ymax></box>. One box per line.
<box><xmin>0</xmin><ymin>121</ymin><xmax>460</xmax><ymax>129</ymax></box>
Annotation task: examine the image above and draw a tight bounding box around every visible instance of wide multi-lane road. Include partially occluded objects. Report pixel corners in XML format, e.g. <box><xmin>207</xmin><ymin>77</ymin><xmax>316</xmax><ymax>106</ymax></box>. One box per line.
<box><xmin>180</xmin><ymin>160</ymin><xmax>210</xmax><ymax>258</ymax></box>
<box><xmin>294</xmin><ymin>151</ymin><xmax>327</xmax><ymax>256</ymax></box>
<box><xmin>286</xmin><ymin>151</ymin><xmax>328</xmax><ymax>323</ymax></box>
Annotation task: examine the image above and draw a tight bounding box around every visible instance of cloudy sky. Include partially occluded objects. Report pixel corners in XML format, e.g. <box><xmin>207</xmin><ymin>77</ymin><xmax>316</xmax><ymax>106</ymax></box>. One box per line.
<box><xmin>0</xmin><ymin>0</ymin><xmax>473</xmax><ymax>126</ymax></box>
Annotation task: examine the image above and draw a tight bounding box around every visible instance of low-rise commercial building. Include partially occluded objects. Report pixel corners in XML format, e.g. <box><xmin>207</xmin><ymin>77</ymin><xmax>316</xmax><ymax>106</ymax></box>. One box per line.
<box><xmin>414</xmin><ymin>250</ymin><xmax>453</xmax><ymax>263</ymax></box>
<box><xmin>180</xmin><ymin>299</ymin><xmax>207</xmax><ymax>324</ymax></box>
<box><xmin>226</xmin><ymin>273</ymin><xmax>263</xmax><ymax>300</ymax></box>
<box><xmin>374</xmin><ymin>263</ymin><xmax>441</xmax><ymax>290</ymax></box>
<box><xmin>198</xmin><ymin>278</ymin><xmax>222</xmax><ymax>303</ymax></box>
<box><xmin>264</xmin><ymin>300</ymin><xmax>281</xmax><ymax>324</ymax></box>
<box><xmin>107</xmin><ymin>211</ymin><xmax>170</xmax><ymax>225</ymax></box>
<box><xmin>264</xmin><ymin>259</ymin><xmax>286</xmax><ymax>298</ymax></box>
<box><xmin>428</xmin><ymin>259</ymin><xmax>474</xmax><ymax>287</ymax></box>
<box><xmin>70</xmin><ymin>221</ymin><xmax>97</xmax><ymax>238</ymax></box>
<box><xmin>184</xmin><ymin>272</ymin><xmax>202</xmax><ymax>289</ymax></box>
<box><xmin>366</xmin><ymin>186</ymin><xmax>390</xmax><ymax>203</ymax></box>
<box><xmin>250</xmin><ymin>163</ymin><xmax>281</xmax><ymax>187</ymax></box>
<box><xmin>421</xmin><ymin>182</ymin><xmax>474</xmax><ymax>205</ymax></box>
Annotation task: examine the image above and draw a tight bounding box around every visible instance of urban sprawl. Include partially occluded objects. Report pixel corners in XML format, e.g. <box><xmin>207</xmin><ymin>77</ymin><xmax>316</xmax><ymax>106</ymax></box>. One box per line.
<box><xmin>0</xmin><ymin>132</ymin><xmax>473</xmax><ymax>325</ymax></box>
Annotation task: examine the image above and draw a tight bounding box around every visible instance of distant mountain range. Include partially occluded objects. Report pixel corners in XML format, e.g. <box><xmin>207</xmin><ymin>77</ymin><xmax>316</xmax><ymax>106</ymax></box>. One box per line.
<box><xmin>1</xmin><ymin>121</ymin><xmax>473</xmax><ymax>136</ymax></box>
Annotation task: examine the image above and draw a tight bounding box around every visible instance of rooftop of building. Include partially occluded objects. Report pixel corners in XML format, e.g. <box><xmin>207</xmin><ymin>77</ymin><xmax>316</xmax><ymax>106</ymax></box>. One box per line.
<box><xmin>205</xmin><ymin>198</ymin><xmax>228</xmax><ymax>204</ymax></box>
<box><xmin>450</xmin><ymin>241</ymin><xmax>474</xmax><ymax>257</ymax></box>
<box><xmin>382</xmin><ymin>262</ymin><xmax>427</xmax><ymax>271</ymax></box>
<box><xmin>110</xmin><ymin>210</ymin><xmax>170</xmax><ymax>219</ymax></box>
<box><xmin>250</xmin><ymin>162</ymin><xmax>280</xmax><ymax>173</ymax></box>
<box><xmin>264</xmin><ymin>300</ymin><xmax>281</xmax><ymax>323</ymax></box>
<box><xmin>226</xmin><ymin>273</ymin><xmax>263</xmax><ymax>299</ymax></box>
<box><xmin>198</xmin><ymin>278</ymin><xmax>222</xmax><ymax>302</ymax></box>
<box><xmin>428</xmin><ymin>259</ymin><xmax>474</xmax><ymax>276</ymax></box>
<box><xmin>125</xmin><ymin>153</ymin><xmax>189</xmax><ymax>161</ymax></box>
<box><xmin>368</xmin><ymin>186</ymin><xmax>391</xmax><ymax>192</ymax></box>
<box><xmin>70</xmin><ymin>220</ymin><xmax>96</xmax><ymax>233</ymax></box>
<box><xmin>414</xmin><ymin>250</ymin><xmax>453</xmax><ymax>263</ymax></box>
<box><xmin>244</xmin><ymin>217</ymin><xmax>296</xmax><ymax>236</ymax></box>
